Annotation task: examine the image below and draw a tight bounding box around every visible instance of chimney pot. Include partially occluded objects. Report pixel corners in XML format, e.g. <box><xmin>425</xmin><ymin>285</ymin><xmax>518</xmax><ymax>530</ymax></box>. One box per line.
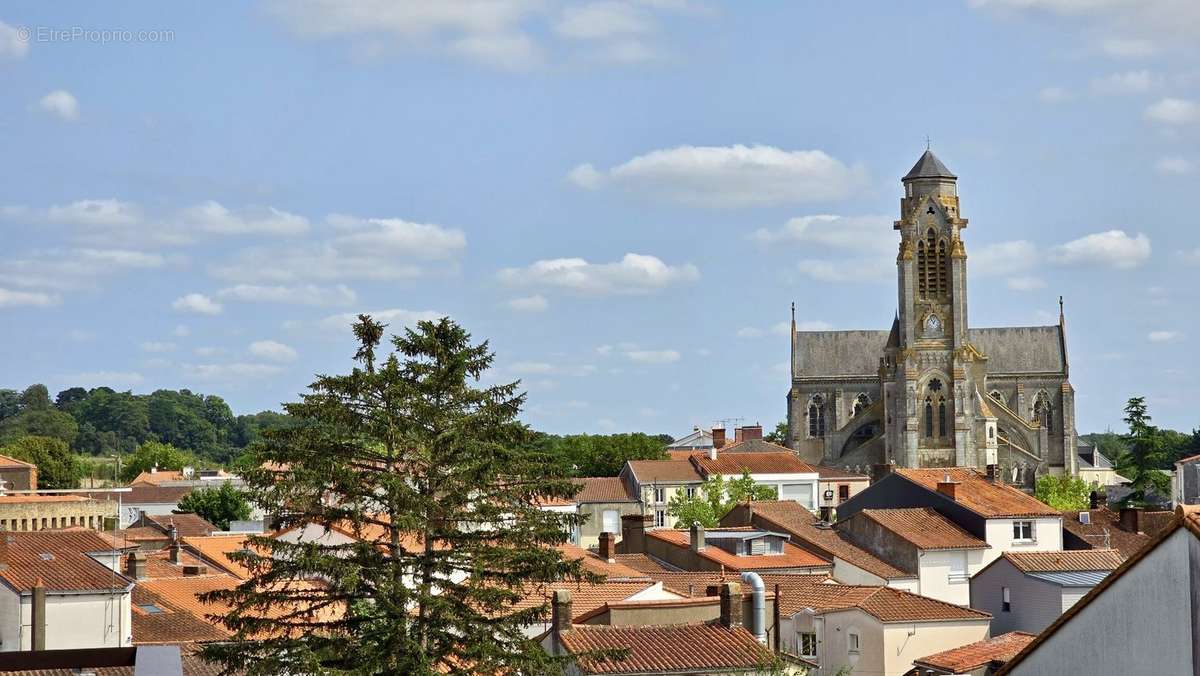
<box><xmin>126</xmin><ymin>552</ymin><xmax>148</xmax><ymax>580</ymax></box>
<box><xmin>690</xmin><ymin>521</ymin><xmax>705</xmax><ymax>552</ymax></box>
<box><xmin>551</xmin><ymin>589</ymin><xmax>573</xmax><ymax>637</ymax></box>
<box><xmin>598</xmin><ymin>531</ymin><xmax>616</xmax><ymax>562</ymax></box>
<box><xmin>742</xmin><ymin>425</ymin><xmax>763</xmax><ymax>442</ymax></box>
<box><xmin>712</xmin><ymin>427</ymin><xmax>726</xmax><ymax>450</ymax></box>
<box><xmin>719</xmin><ymin>582</ymin><xmax>742</xmax><ymax>629</ymax></box>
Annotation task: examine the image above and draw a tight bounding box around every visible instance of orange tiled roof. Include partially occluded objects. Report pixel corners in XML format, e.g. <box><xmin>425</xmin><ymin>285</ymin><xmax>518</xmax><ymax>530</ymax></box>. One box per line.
<box><xmin>0</xmin><ymin>530</ymin><xmax>132</xmax><ymax>593</ymax></box>
<box><xmin>512</xmin><ymin>580</ymin><xmax>662</xmax><ymax>621</ymax></box>
<box><xmin>893</xmin><ymin>468</ymin><xmax>1060</xmax><ymax>518</ymax></box>
<box><xmin>0</xmin><ymin>453</ymin><xmax>35</xmax><ymax>469</ymax></box>
<box><xmin>625</xmin><ymin>460</ymin><xmax>703</xmax><ymax>484</ymax></box>
<box><xmin>611</xmin><ymin>553</ymin><xmax>674</xmax><ymax>574</ymax></box>
<box><xmin>558</xmin><ymin>623</ymin><xmax>775</xmax><ymax>674</ymax></box>
<box><xmin>560</xmin><ymin>543</ymin><xmax>650</xmax><ymax>580</ymax></box>
<box><xmin>647</xmin><ymin>528</ymin><xmax>830</xmax><ymax>571</ymax></box>
<box><xmin>183</xmin><ymin>534</ymin><xmax>259</xmax><ymax>579</ymax></box>
<box><xmin>856</xmin><ymin>508</ymin><xmax>989</xmax><ymax>550</ymax></box>
<box><xmin>138</xmin><ymin>512</ymin><xmax>216</xmax><ymax>537</ymax></box>
<box><xmin>575</xmin><ymin>477</ymin><xmax>636</xmax><ymax>503</ymax></box>
<box><xmin>1001</xmin><ymin>549</ymin><xmax>1124</xmax><ymax>573</ymax></box>
<box><xmin>735</xmin><ymin>501</ymin><xmax>913</xmax><ymax>580</ymax></box>
<box><xmin>914</xmin><ymin>632</ymin><xmax>1037</xmax><ymax>673</ymax></box>
<box><xmin>691</xmin><ymin>452</ymin><xmax>816</xmax><ymax>476</ymax></box>
<box><xmin>854</xmin><ymin>585</ymin><xmax>990</xmax><ymax>623</ymax></box>
<box><xmin>0</xmin><ymin>494</ymin><xmax>90</xmax><ymax>503</ymax></box>
<box><xmin>129</xmin><ymin>469</ymin><xmax>231</xmax><ymax>486</ymax></box>
<box><xmin>731</xmin><ymin>573</ymin><xmax>989</xmax><ymax>623</ymax></box>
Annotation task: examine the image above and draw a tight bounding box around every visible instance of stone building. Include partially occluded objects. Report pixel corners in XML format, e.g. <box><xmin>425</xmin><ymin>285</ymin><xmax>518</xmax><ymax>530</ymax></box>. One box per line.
<box><xmin>787</xmin><ymin>150</ymin><xmax>1077</xmax><ymax>483</ymax></box>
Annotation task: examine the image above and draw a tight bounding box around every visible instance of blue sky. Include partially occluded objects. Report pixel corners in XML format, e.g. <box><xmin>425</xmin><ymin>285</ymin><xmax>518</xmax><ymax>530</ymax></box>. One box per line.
<box><xmin>1</xmin><ymin>1</ymin><xmax>1198</xmax><ymax>436</ymax></box>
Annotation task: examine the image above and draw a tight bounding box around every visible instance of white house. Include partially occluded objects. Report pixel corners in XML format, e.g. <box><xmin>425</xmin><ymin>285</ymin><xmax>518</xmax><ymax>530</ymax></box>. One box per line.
<box><xmin>0</xmin><ymin>530</ymin><xmax>133</xmax><ymax>651</ymax></box>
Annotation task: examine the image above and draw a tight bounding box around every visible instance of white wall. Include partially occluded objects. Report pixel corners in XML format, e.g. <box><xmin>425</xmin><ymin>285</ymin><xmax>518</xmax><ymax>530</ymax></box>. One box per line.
<box><xmin>815</xmin><ymin>610</ymin><xmax>881</xmax><ymax>676</ymax></box>
<box><xmin>0</xmin><ymin>588</ymin><xmax>20</xmax><ymax>651</ymax></box>
<box><xmin>915</xmin><ymin>548</ymin><xmax>988</xmax><ymax>606</ymax></box>
<box><xmin>882</xmin><ymin>619</ymin><xmax>990</xmax><ymax>676</ymax></box>
<box><xmin>982</xmin><ymin>517</ymin><xmax>1062</xmax><ymax>565</ymax></box>
<box><xmin>0</xmin><ymin>591</ymin><xmax>132</xmax><ymax>651</ymax></box>
<box><xmin>748</xmin><ymin>473</ymin><xmax>819</xmax><ymax>511</ymax></box>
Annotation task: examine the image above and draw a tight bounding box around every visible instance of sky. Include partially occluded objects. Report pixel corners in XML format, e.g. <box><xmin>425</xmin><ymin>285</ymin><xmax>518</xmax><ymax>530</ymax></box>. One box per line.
<box><xmin>1</xmin><ymin>1</ymin><xmax>1198</xmax><ymax>437</ymax></box>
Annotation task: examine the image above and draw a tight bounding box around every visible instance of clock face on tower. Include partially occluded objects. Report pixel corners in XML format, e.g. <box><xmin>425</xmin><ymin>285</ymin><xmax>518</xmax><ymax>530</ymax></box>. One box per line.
<box><xmin>924</xmin><ymin>313</ymin><xmax>943</xmax><ymax>337</ymax></box>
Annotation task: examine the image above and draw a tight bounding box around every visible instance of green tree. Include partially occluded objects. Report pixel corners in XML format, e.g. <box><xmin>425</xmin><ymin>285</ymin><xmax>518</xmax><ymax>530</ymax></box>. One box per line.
<box><xmin>764</xmin><ymin>421</ymin><xmax>789</xmax><ymax>445</ymax></box>
<box><xmin>666</xmin><ymin>470</ymin><xmax>778</xmax><ymax>528</ymax></box>
<box><xmin>538</xmin><ymin>433</ymin><xmax>669</xmax><ymax>477</ymax></box>
<box><xmin>178</xmin><ymin>482</ymin><xmax>252</xmax><ymax>530</ymax></box>
<box><xmin>0</xmin><ymin>389</ymin><xmax>19</xmax><ymax>421</ymax></box>
<box><xmin>1</xmin><ymin>436</ymin><xmax>82</xmax><ymax>489</ymax></box>
<box><xmin>1114</xmin><ymin>397</ymin><xmax>1171</xmax><ymax>506</ymax></box>
<box><xmin>122</xmin><ymin>441</ymin><xmax>195</xmax><ymax>482</ymax></box>
<box><xmin>1034</xmin><ymin>474</ymin><xmax>1090</xmax><ymax>510</ymax></box>
<box><xmin>202</xmin><ymin>315</ymin><xmax>587</xmax><ymax>675</ymax></box>
<box><xmin>0</xmin><ymin>388</ymin><xmax>79</xmax><ymax>446</ymax></box>
<box><xmin>53</xmin><ymin>387</ymin><xmax>90</xmax><ymax>414</ymax></box>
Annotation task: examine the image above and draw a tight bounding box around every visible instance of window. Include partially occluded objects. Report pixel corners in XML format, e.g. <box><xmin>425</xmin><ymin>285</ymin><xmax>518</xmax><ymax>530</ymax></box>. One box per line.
<box><xmin>808</xmin><ymin>395</ymin><xmax>826</xmax><ymax>438</ymax></box>
<box><xmin>799</xmin><ymin>632</ymin><xmax>817</xmax><ymax>658</ymax></box>
<box><xmin>838</xmin><ymin>484</ymin><xmax>850</xmax><ymax>501</ymax></box>
<box><xmin>937</xmin><ymin>398</ymin><xmax>947</xmax><ymax>437</ymax></box>
<box><xmin>1013</xmin><ymin>520</ymin><xmax>1034</xmax><ymax>542</ymax></box>
<box><xmin>653</xmin><ymin>488</ymin><xmax>666</xmax><ymax>504</ymax></box>
<box><xmin>917</xmin><ymin>239</ymin><xmax>928</xmax><ymax>297</ymax></box>
<box><xmin>848</xmin><ymin>632</ymin><xmax>860</xmax><ymax>653</ymax></box>
<box><xmin>948</xmin><ymin>552</ymin><xmax>968</xmax><ymax>583</ymax></box>
<box><xmin>765</xmin><ymin>538</ymin><xmax>783</xmax><ymax>555</ymax></box>
<box><xmin>781</xmin><ymin>483</ymin><xmax>813</xmax><ymax>509</ymax></box>
<box><xmin>137</xmin><ymin>604</ymin><xmax>165</xmax><ymax>614</ymax></box>
<box><xmin>924</xmin><ymin>398</ymin><xmax>934</xmax><ymax>438</ymax></box>
<box><xmin>685</xmin><ymin>487</ymin><xmax>696</xmax><ymax>499</ymax></box>
<box><xmin>601</xmin><ymin>510</ymin><xmax>619</xmax><ymax>534</ymax></box>
<box><xmin>1002</xmin><ymin>587</ymin><xmax>1011</xmax><ymax>612</ymax></box>
<box><xmin>1033</xmin><ymin>391</ymin><xmax>1053</xmax><ymax>429</ymax></box>
<box><xmin>654</xmin><ymin>510</ymin><xmax>666</xmax><ymax>528</ymax></box>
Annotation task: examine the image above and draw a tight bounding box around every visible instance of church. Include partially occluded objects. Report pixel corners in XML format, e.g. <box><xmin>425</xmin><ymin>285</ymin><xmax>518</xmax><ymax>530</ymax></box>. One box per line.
<box><xmin>786</xmin><ymin>150</ymin><xmax>1077</xmax><ymax>486</ymax></box>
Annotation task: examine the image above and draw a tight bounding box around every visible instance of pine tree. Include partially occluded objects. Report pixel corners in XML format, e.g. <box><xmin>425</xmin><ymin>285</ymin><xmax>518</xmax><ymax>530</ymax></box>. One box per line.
<box><xmin>1116</xmin><ymin>396</ymin><xmax>1170</xmax><ymax>506</ymax></box>
<box><xmin>202</xmin><ymin>316</ymin><xmax>587</xmax><ymax>675</ymax></box>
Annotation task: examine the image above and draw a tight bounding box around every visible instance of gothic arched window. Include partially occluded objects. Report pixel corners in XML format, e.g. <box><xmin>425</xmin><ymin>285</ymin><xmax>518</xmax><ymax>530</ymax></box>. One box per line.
<box><xmin>917</xmin><ymin>239</ymin><xmax>928</xmax><ymax>298</ymax></box>
<box><xmin>1033</xmin><ymin>392</ymin><xmax>1053</xmax><ymax>430</ymax></box>
<box><xmin>853</xmin><ymin>394</ymin><xmax>871</xmax><ymax>417</ymax></box>
<box><xmin>938</xmin><ymin>398</ymin><xmax>947</xmax><ymax>437</ymax></box>
<box><xmin>808</xmin><ymin>395</ymin><xmax>826</xmax><ymax>438</ymax></box>
<box><xmin>924</xmin><ymin>397</ymin><xmax>934</xmax><ymax>438</ymax></box>
<box><xmin>936</xmin><ymin>239</ymin><xmax>949</xmax><ymax>296</ymax></box>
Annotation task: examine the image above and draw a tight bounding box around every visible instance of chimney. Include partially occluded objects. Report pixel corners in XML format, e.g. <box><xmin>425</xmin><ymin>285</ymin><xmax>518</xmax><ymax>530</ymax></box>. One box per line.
<box><xmin>690</xmin><ymin>521</ymin><xmax>705</xmax><ymax>552</ymax></box>
<box><xmin>167</xmin><ymin>523</ymin><xmax>178</xmax><ymax>544</ymax></box>
<box><xmin>742</xmin><ymin>425</ymin><xmax>763</xmax><ymax>442</ymax></box>
<box><xmin>936</xmin><ymin>474</ymin><xmax>959</xmax><ymax>501</ymax></box>
<box><xmin>621</xmin><ymin>514</ymin><xmax>649</xmax><ymax>554</ymax></box>
<box><xmin>719</xmin><ymin>582</ymin><xmax>742</xmax><ymax>629</ymax></box>
<box><xmin>598</xmin><ymin>531</ymin><xmax>616</xmax><ymax>562</ymax></box>
<box><xmin>551</xmin><ymin>589</ymin><xmax>572</xmax><ymax>640</ymax></box>
<box><xmin>31</xmin><ymin>577</ymin><xmax>46</xmax><ymax>651</ymax></box>
<box><xmin>182</xmin><ymin>564</ymin><xmax>208</xmax><ymax>576</ymax></box>
<box><xmin>0</xmin><ymin>530</ymin><xmax>8</xmax><ymax>573</ymax></box>
<box><xmin>1119</xmin><ymin>506</ymin><xmax>1142</xmax><ymax>534</ymax></box>
<box><xmin>818</xmin><ymin>506</ymin><xmax>833</xmax><ymax>523</ymax></box>
<box><xmin>712</xmin><ymin>427</ymin><xmax>726</xmax><ymax>450</ymax></box>
<box><xmin>125</xmin><ymin>552</ymin><xmax>148</xmax><ymax>581</ymax></box>
<box><xmin>169</xmin><ymin>542</ymin><xmax>183</xmax><ymax>564</ymax></box>
<box><xmin>871</xmin><ymin>462</ymin><xmax>893</xmax><ymax>483</ymax></box>
<box><xmin>1089</xmin><ymin>490</ymin><xmax>1099</xmax><ymax>510</ymax></box>
<box><xmin>986</xmin><ymin>464</ymin><xmax>998</xmax><ymax>483</ymax></box>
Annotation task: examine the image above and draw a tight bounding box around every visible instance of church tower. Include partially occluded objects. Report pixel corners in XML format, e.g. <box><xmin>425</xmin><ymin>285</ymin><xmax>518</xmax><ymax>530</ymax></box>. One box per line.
<box><xmin>883</xmin><ymin>150</ymin><xmax>987</xmax><ymax>468</ymax></box>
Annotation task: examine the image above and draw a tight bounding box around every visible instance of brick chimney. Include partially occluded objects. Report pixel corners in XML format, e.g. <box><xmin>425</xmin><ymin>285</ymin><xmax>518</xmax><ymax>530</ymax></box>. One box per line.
<box><xmin>871</xmin><ymin>462</ymin><xmax>894</xmax><ymax>483</ymax></box>
<box><xmin>551</xmin><ymin>589</ymin><xmax>572</xmax><ymax>642</ymax></box>
<box><xmin>741</xmin><ymin>425</ymin><xmax>763</xmax><ymax>442</ymax></box>
<box><xmin>719</xmin><ymin>582</ymin><xmax>742</xmax><ymax>629</ymax></box>
<box><xmin>690</xmin><ymin>521</ymin><xmax>705</xmax><ymax>552</ymax></box>
<box><xmin>31</xmin><ymin>577</ymin><xmax>46</xmax><ymax>651</ymax></box>
<box><xmin>734</xmin><ymin>427</ymin><xmax>745</xmax><ymax>444</ymax></box>
<box><xmin>712</xmin><ymin>427</ymin><xmax>726</xmax><ymax>450</ymax></box>
<box><xmin>621</xmin><ymin>514</ymin><xmax>649</xmax><ymax>554</ymax></box>
<box><xmin>1119</xmin><ymin>506</ymin><xmax>1142</xmax><ymax>534</ymax></box>
<box><xmin>936</xmin><ymin>474</ymin><xmax>959</xmax><ymax>501</ymax></box>
<box><xmin>598</xmin><ymin>531</ymin><xmax>616</xmax><ymax>562</ymax></box>
<box><xmin>125</xmin><ymin>552</ymin><xmax>148</xmax><ymax>581</ymax></box>
<box><xmin>0</xmin><ymin>529</ymin><xmax>9</xmax><ymax>573</ymax></box>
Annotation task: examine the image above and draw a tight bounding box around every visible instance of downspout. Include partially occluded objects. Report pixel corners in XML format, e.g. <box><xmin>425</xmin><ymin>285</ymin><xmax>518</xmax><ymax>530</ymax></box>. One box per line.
<box><xmin>740</xmin><ymin>571</ymin><xmax>767</xmax><ymax>644</ymax></box>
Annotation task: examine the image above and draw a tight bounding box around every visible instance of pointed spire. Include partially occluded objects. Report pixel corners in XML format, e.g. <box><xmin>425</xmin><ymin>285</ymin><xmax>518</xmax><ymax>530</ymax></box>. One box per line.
<box><xmin>1058</xmin><ymin>295</ymin><xmax>1065</xmax><ymax>325</ymax></box>
<box><xmin>903</xmin><ymin>149</ymin><xmax>956</xmax><ymax>181</ymax></box>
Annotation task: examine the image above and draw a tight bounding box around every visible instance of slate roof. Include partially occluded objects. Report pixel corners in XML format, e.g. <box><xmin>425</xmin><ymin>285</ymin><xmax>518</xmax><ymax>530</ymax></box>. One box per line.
<box><xmin>575</xmin><ymin>477</ymin><xmax>637</xmax><ymax>503</ymax></box>
<box><xmin>1001</xmin><ymin>549</ymin><xmax>1124</xmax><ymax>573</ymax></box>
<box><xmin>903</xmin><ymin>150</ymin><xmax>956</xmax><ymax>180</ymax></box>
<box><xmin>856</xmin><ymin>508</ymin><xmax>990</xmax><ymax>550</ymax></box>
<box><xmin>735</xmin><ymin>500</ymin><xmax>912</xmax><ymax>580</ymax></box>
<box><xmin>691</xmin><ymin>452</ymin><xmax>816</xmax><ymax>476</ymax></box>
<box><xmin>558</xmin><ymin>623</ymin><xmax>775</xmax><ymax>674</ymax></box>
<box><xmin>893</xmin><ymin>468</ymin><xmax>1060</xmax><ymax>518</ymax></box>
<box><xmin>646</xmin><ymin>528</ymin><xmax>830</xmax><ymax>571</ymax></box>
<box><xmin>624</xmin><ymin>460</ymin><xmax>703</xmax><ymax>484</ymax></box>
<box><xmin>792</xmin><ymin>326</ymin><xmax>1066</xmax><ymax>379</ymax></box>
<box><xmin>0</xmin><ymin>530</ymin><xmax>132</xmax><ymax>594</ymax></box>
<box><xmin>913</xmin><ymin>632</ymin><xmax>1036</xmax><ymax>674</ymax></box>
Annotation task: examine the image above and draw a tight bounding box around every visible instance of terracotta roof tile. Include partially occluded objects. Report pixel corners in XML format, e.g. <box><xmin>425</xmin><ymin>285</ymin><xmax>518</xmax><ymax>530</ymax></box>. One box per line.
<box><xmin>691</xmin><ymin>452</ymin><xmax>816</xmax><ymax>476</ymax></box>
<box><xmin>512</xmin><ymin>580</ymin><xmax>663</xmax><ymax>621</ymax></box>
<box><xmin>856</xmin><ymin>508</ymin><xmax>989</xmax><ymax>550</ymax></box>
<box><xmin>0</xmin><ymin>453</ymin><xmax>35</xmax><ymax>469</ymax></box>
<box><xmin>558</xmin><ymin>623</ymin><xmax>775</xmax><ymax>674</ymax></box>
<box><xmin>853</xmin><ymin>585</ymin><xmax>990</xmax><ymax>623</ymax></box>
<box><xmin>811</xmin><ymin>465</ymin><xmax>870</xmax><ymax>480</ymax></box>
<box><xmin>141</xmin><ymin>547</ymin><xmax>219</xmax><ymax>579</ymax></box>
<box><xmin>734</xmin><ymin>501</ymin><xmax>913</xmax><ymax>580</ymax></box>
<box><xmin>914</xmin><ymin>632</ymin><xmax>1037</xmax><ymax>673</ymax></box>
<box><xmin>575</xmin><ymin>477</ymin><xmax>636</xmax><ymax>503</ymax></box>
<box><xmin>611</xmin><ymin>553</ymin><xmax>674</xmax><ymax>574</ymax></box>
<box><xmin>560</xmin><ymin>544</ymin><xmax>650</xmax><ymax>580</ymax></box>
<box><xmin>1001</xmin><ymin>549</ymin><xmax>1124</xmax><ymax>573</ymax></box>
<box><xmin>893</xmin><ymin>468</ymin><xmax>1060</xmax><ymax>518</ymax></box>
<box><xmin>625</xmin><ymin>460</ymin><xmax>703</xmax><ymax>484</ymax></box>
<box><xmin>0</xmin><ymin>530</ymin><xmax>132</xmax><ymax>593</ymax></box>
<box><xmin>646</xmin><ymin>528</ymin><xmax>830</xmax><ymax>571</ymax></box>
<box><xmin>715</xmin><ymin>438</ymin><xmax>794</xmax><ymax>454</ymax></box>
<box><xmin>138</xmin><ymin>513</ymin><xmax>215</xmax><ymax>537</ymax></box>
<box><xmin>182</xmin><ymin>534</ymin><xmax>258</xmax><ymax>579</ymax></box>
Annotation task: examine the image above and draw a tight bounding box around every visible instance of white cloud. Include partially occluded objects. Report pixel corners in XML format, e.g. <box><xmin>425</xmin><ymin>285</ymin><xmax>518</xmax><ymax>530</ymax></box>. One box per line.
<box><xmin>1148</xmin><ymin>330</ymin><xmax>1183</xmax><ymax>343</ymax></box>
<box><xmin>59</xmin><ymin>371</ymin><xmax>145</xmax><ymax>388</ymax></box>
<box><xmin>194</xmin><ymin>346</ymin><xmax>226</xmax><ymax>357</ymax></box>
<box><xmin>1049</xmin><ymin>230</ymin><xmax>1151</xmax><ymax>269</ymax></box>
<box><xmin>45</xmin><ymin>199</ymin><xmax>142</xmax><ymax>227</ymax></box>
<box><xmin>74</xmin><ymin>248</ymin><xmax>164</xmax><ymax>268</ymax></box>
<box><xmin>172</xmin><ymin>293</ymin><xmax>223</xmax><ymax>315</ymax></box>
<box><xmin>509</xmin><ymin>361</ymin><xmax>595</xmax><ymax>376</ymax></box>
<box><xmin>971</xmin><ymin>240</ymin><xmax>1038</xmax><ymax>276</ymax></box>
<box><xmin>0</xmin><ymin>21</ymin><xmax>29</xmax><ymax>60</ymax></box>
<box><xmin>506</xmin><ymin>294</ymin><xmax>548</xmax><ymax>312</ymax></box>
<box><xmin>568</xmin><ymin>145</ymin><xmax>866</xmax><ymax>207</ymax></box>
<box><xmin>218</xmin><ymin>283</ymin><xmax>356</xmax><ymax>306</ymax></box>
<box><xmin>173</xmin><ymin>324</ymin><xmax>191</xmax><ymax>337</ymax></box>
<box><xmin>314</xmin><ymin>308</ymin><xmax>444</xmax><ymax>333</ymax></box>
<box><xmin>1101</xmin><ymin>37</ymin><xmax>1158</xmax><ymax>58</ymax></box>
<box><xmin>736</xmin><ymin>327</ymin><xmax>764</xmax><ymax>339</ymax></box>
<box><xmin>140</xmin><ymin>341</ymin><xmax>176</xmax><ymax>353</ymax></box>
<box><xmin>0</xmin><ymin>248</ymin><xmax>165</xmax><ymax>291</ymax></box>
<box><xmin>498</xmin><ymin>253</ymin><xmax>699</xmax><ymax>296</ymax></box>
<box><xmin>555</xmin><ymin>2</ymin><xmax>652</xmax><ymax>39</ymax></box>
<box><xmin>1155</xmin><ymin>157</ymin><xmax>1194</xmax><ymax>174</ymax></box>
<box><xmin>1007</xmin><ymin>276</ymin><xmax>1046</xmax><ymax>291</ymax></box>
<box><xmin>179</xmin><ymin>201</ymin><xmax>309</xmax><ymax>236</ymax></box>
<box><xmin>970</xmin><ymin>1</ymin><xmax>1199</xmax><ymax>53</ymax></box>
<box><xmin>795</xmin><ymin>258</ymin><xmax>891</xmax><ymax>283</ymax></box>
<box><xmin>249</xmin><ymin>340</ymin><xmax>299</xmax><ymax>362</ymax></box>
<box><xmin>624</xmin><ymin>349</ymin><xmax>680</xmax><ymax>364</ymax></box>
<box><xmin>1091</xmin><ymin>70</ymin><xmax>1157</xmax><ymax>95</ymax></box>
<box><xmin>1037</xmin><ymin>86</ymin><xmax>1073</xmax><ymax>103</ymax></box>
<box><xmin>182</xmin><ymin>362</ymin><xmax>285</xmax><ymax>381</ymax></box>
<box><xmin>0</xmin><ymin>288</ymin><xmax>58</xmax><ymax>308</ymax></box>
<box><xmin>1145</xmin><ymin>98</ymin><xmax>1200</xmax><ymax>125</ymax></box>
<box><xmin>795</xmin><ymin>320</ymin><xmax>833</xmax><ymax>332</ymax></box>
<box><xmin>38</xmin><ymin>90</ymin><xmax>79</xmax><ymax>121</ymax></box>
<box><xmin>751</xmin><ymin>214</ymin><xmax>893</xmax><ymax>252</ymax></box>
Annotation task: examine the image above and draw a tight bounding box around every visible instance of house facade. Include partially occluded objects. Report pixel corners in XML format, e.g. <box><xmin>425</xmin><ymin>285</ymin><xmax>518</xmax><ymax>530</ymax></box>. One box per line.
<box><xmin>969</xmin><ymin>549</ymin><xmax>1123</xmax><ymax>635</ymax></box>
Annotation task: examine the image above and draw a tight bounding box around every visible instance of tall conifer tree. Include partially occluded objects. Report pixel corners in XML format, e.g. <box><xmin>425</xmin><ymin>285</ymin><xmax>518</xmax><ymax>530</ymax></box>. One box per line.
<box><xmin>203</xmin><ymin>316</ymin><xmax>586</xmax><ymax>674</ymax></box>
